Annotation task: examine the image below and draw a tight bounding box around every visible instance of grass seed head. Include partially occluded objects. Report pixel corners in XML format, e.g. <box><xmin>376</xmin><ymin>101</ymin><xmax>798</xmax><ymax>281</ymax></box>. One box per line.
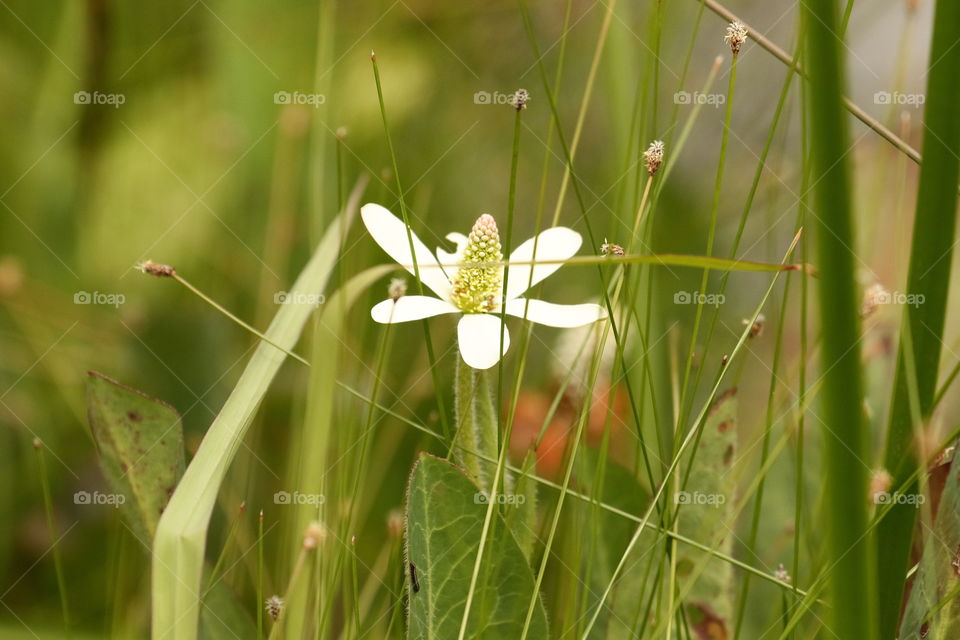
<box><xmin>724</xmin><ymin>21</ymin><xmax>748</xmax><ymax>55</ymax></box>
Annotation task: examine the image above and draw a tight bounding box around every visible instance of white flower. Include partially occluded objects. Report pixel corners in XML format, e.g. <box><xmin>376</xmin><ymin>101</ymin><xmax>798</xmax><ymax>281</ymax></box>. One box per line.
<box><xmin>361</xmin><ymin>203</ymin><xmax>608</xmax><ymax>370</ymax></box>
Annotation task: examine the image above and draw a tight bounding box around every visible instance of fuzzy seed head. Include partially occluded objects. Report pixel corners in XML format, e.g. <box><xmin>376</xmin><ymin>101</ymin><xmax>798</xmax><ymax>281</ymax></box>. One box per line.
<box><xmin>774</xmin><ymin>564</ymin><xmax>791</xmax><ymax>584</ymax></box>
<box><xmin>137</xmin><ymin>260</ymin><xmax>176</xmax><ymax>278</ymax></box>
<box><xmin>388</xmin><ymin>278</ymin><xmax>407</xmax><ymax>301</ymax></box>
<box><xmin>600</xmin><ymin>239</ymin><xmax>624</xmax><ymax>256</ymax></box>
<box><xmin>387</xmin><ymin>509</ymin><xmax>404</xmax><ymax>539</ymax></box>
<box><xmin>870</xmin><ymin>469</ymin><xmax>893</xmax><ymax>503</ymax></box>
<box><xmin>743</xmin><ymin>313</ymin><xmax>765</xmax><ymax>338</ymax></box>
<box><xmin>265</xmin><ymin>595</ymin><xmax>284</xmax><ymax>621</ymax></box>
<box><xmin>303</xmin><ymin>521</ymin><xmax>327</xmax><ymax>550</ymax></box>
<box><xmin>510</xmin><ymin>88</ymin><xmax>530</xmax><ymax>111</ymax></box>
<box><xmin>861</xmin><ymin>282</ymin><xmax>889</xmax><ymax>318</ymax></box>
<box><xmin>644</xmin><ymin>140</ymin><xmax>665</xmax><ymax>176</ymax></box>
<box><xmin>450</xmin><ymin>214</ymin><xmax>503</xmax><ymax>313</ymax></box>
<box><xmin>724</xmin><ymin>21</ymin><xmax>748</xmax><ymax>54</ymax></box>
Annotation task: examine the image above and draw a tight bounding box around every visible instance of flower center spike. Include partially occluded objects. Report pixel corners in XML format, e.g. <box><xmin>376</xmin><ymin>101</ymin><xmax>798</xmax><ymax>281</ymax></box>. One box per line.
<box><xmin>450</xmin><ymin>214</ymin><xmax>503</xmax><ymax>313</ymax></box>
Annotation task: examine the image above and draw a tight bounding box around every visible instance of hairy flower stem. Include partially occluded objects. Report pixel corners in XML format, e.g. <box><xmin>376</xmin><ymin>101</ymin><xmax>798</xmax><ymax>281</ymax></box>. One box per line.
<box><xmin>452</xmin><ymin>358</ymin><xmax>500</xmax><ymax>487</ymax></box>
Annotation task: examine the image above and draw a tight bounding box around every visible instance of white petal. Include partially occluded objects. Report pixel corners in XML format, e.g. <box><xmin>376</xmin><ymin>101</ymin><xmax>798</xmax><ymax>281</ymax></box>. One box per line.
<box><xmin>505</xmin><ymin>227</ymin><xmax>583</xmax><ymax>300</ymax></box>
<box><xmin>436</xmin><ymin>232</ymin><xmax>468</xmax><ymax>265</ymax></box>
<box><xmin>457</xmin><ymin>314</ymin><xmax>510</xmax><ymax>370</ymax></box>
<box><xmin>503</xmin><ymin>299</ymin><xmax>607</xmax><ymax>327</ymax></box>
<box><xmin>361</xmin><ymin>203</ymin><xmax>451</xmax><ymax>299</ymax></box>
<box><xmin>371</xmin><ymin>296</ymin><xmax>460</xmax><ymax>324</ymax></box>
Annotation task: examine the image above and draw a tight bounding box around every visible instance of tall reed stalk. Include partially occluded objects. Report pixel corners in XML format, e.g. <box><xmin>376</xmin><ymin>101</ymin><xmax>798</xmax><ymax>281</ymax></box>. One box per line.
<box><xmin>876</xmin><ymin>2</ymin><xmax>960</xmax><ymax>636</ymax></box>
<box><xmin>800</xmin><ymin>1</ymin><xmax>876</xmax><ymax>638</ymax></box>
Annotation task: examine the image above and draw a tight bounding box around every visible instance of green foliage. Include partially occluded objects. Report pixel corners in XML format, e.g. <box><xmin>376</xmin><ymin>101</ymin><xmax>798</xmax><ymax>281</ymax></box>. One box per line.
<box><xmin>405</xmin><ymin>453</ymin><xmax>548</xmax><ymax>639</ymax></box>
<box><xmin>877</xmin><ymin>0</ymin><xmax>960</xmax><ymax>633</ymax></box>
<box><xmin>675</xmin><ymin>388</ymin><xmax>737</xmax><ymax>637</ymax></box>
<box><xmin>85</xmin><ymin>371</ymin><xmax>185</xmax><ymax>543</ymax></box>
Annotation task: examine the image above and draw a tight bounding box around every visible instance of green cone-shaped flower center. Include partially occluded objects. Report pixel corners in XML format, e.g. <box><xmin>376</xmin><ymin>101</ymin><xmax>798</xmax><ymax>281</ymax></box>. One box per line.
<box><xmin>450</xmin><ymin>214</ymin><xmax>503</xmax><ymax>313</ymax></box>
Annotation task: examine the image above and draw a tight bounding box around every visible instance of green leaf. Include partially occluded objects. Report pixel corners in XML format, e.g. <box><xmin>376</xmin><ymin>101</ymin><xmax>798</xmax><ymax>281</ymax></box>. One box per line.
<box><xmin>675</xmin><ymin>388</ymin><xmax>737</xmax><ymax>638</ymax></box>
<box><xmin>899</xmin><ymin>451</ymin><xmax>960</xmax><ymax>640</ymax></box>
<box><xmin>405</xmin><ymin>453</ymin><xmax>548</xmax><ymax>640</ymax></box>
<box><xmin>85</xmin><ymin>371</ymin><xmax>185</xmax><ymax>542</ymax></box>
<box><xmin>877</xmin><ymin>0</ymin><xmax>960</xmax><ymax>633</ymax></box>
<box><xmin>152</xmin><ymin>186</ymin><xmax>362</xmax><ymax>640</ymax></box>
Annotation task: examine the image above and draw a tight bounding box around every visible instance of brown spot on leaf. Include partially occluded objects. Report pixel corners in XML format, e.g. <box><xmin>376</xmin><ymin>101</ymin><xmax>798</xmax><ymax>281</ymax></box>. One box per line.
<box><xmin>717</xmin><ymin>420</ymin><xmax>732</xmax><ymax>433</ymax></box>
<box><xmin>687</xmin><ymin>602</ymin><xmax>729</xmax><ymax>640</ymax></box>
<box><xmin>126</xmin><ymin>410</ymin><xmax>142</xmax><ymax>422</ymax></box>
<box><xmin>723</xmin><ymin>444</ymin><xmax>734</xmax><ymax>466</ymax></box>
<box><xmin>920</xmin><ymin>621</ymin><xmax>929</xmax><ymax>638</ymax></box>
<box><xmin>952</xmin><ymin>545</ymin><xmax>960</xmax><ymax>578</ymax></box>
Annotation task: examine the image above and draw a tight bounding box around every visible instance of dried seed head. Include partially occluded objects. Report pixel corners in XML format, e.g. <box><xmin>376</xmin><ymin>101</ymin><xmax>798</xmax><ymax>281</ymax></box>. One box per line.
<box><xmin>743</xmin><ymin>313</ymin><xmax>765</xmax><ymax>338</ymax></box>
<box><xmin>265</xmin><ymin>595</ymin><xmax>284</xmax><ymax>621</ymax></box>
<box><xmin>335</xmin><ymin>126</ymin><xmax>348</xmax><ymax>140</ymax></box>
<box><xmin>724</xmin><ymin>21</ymin><xmax>748</xmax><ymax>55</ymax></box>
<box><xmin>137</xmin><ymin>260</ymin><xmax>176</xmax><ymax>278</ymax></box>
<box><xmin>861</xmin><ymin>282</ymin><xmax>890</xmax><ymax>318</ymax></box>
<box><xmin>600</xmin><ymin>239</ymin><xmax>625</xmax><ymax>256</ymax></box>
<box><xmin>643</xmin><ymin>140</ymin><xmax>665</xmax><ymax>176</ymax></box>
<box><xmin>387</xmin><ymin>509</ymin><xmax>404</xmax><ymax>539</ymax></box>
<box><xmin>774</xmin><ymin>564</ymin><xmax>791</xmax><ymax>584</ymax></box>
<box><xmin>870</xmin><ymin>468</ymin><xmax>893</xmax><ymax>503</ymax></box>
<box><xmin>32</xmin><ymin>437</ymin><xmax>42</xmax><ymax>449</ymax></box>
<box><xmin>450</xmin><ymin>214</ymin><xmax>503</xmax><ymax>313</ymax></box>
<box><xmin>388</xmin><ymin>277</ymin><xmax>407</xmax><ymax>301</ymax></box>
<box><xmin>303</xmin><ymin>521</ymin><xmax>327</xmax><ymax>550</ymax></box>
<box><xmin>510</xmin><ymin>88</ymin><xmax>530</xmax><ymax>111</ymax></box>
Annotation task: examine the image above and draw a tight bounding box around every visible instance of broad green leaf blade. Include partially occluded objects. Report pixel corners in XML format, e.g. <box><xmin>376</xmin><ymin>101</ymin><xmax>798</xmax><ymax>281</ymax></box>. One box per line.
<box><xmin>877</xmin><ymin>0</ymin><xmax>960</xmax><ymax>632</ymax></box>
<box><xmin>152</xmin><ymin>186</ymin><xmax>361</xmax><ymax>640</ymax></box>
<box><xmin>86</xmin><ymin>371</ymin><xmax>185</xmax><ymax>541</ymax></box>
<box><xmin>675</xmin><ymin>388</ymin><xmax>737</xmax><ymax>638</ymax></box>
<box><xmin>899</xmin><ymin>451</ymin><xmax>960</xmax><ymax>640</ymax></box>
<box><xmin>406</xmin><ymin>453</ymin><xmax>548</xmax><ymax>640</ymax></box>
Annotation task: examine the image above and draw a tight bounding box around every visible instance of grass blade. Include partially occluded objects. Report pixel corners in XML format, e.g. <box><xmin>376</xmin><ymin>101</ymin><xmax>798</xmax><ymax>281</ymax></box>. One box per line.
<box><xmin>151</xmin><ymin>196</ymin><xmax>358</xmax><ymax>640</ymax></box>
<box><xmin>801</xmin><ymin>1</ymin><xmax>877</xmax><ymax>638</ymax></box>
<box><xmin>876</xmin><ymin>2</ymin><xmax>960</xmax><ymax>635</ymax></box>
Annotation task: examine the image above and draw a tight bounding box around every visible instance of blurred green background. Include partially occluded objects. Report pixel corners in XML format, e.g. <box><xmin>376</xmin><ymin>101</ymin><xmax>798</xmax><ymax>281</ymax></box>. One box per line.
<box><xmin>0</xmin><ymin>0</ymin><xmax>943</xmax><ymax>637</ymax></box>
